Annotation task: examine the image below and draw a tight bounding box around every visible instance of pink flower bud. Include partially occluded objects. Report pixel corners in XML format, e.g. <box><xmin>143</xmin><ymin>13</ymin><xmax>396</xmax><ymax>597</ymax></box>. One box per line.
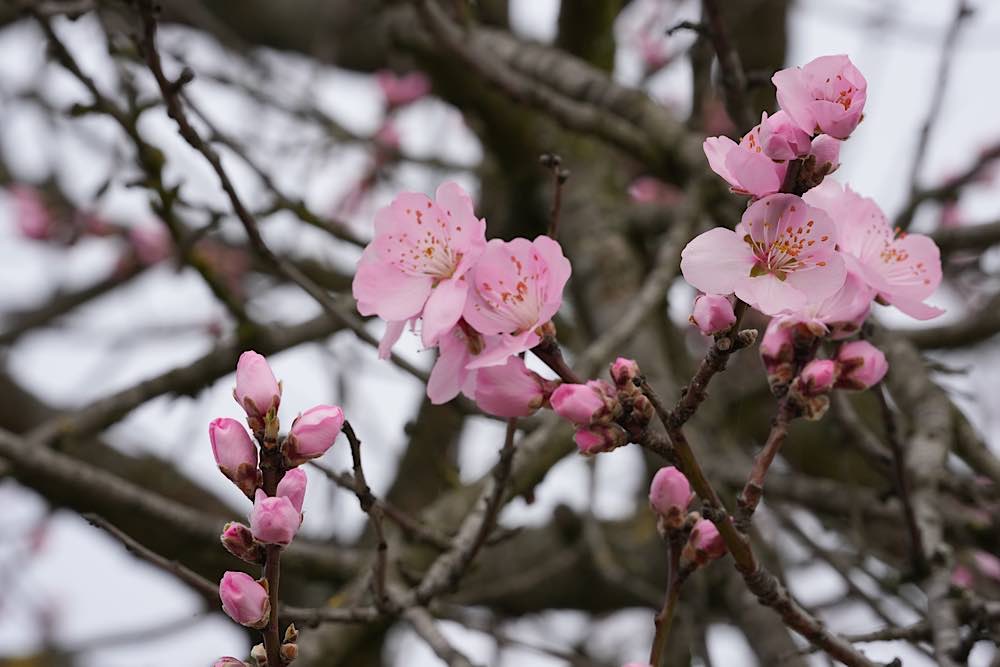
<box><xmin>759</xmin><ymin>110</ymin><xmax>812</xmax><ymax>160</ymax></box>
<box><xmin>276</xmin><ymin>468</ymin><xmax>307</xmax><ymax>514</ymax></box>
<box><xmin>609</xmin><ymin>357</ymin><xmax>641</xmax><ymax>388</ymax></box>
<box><xmin>282</xmin><ymin>405</ymin><xmax>345</xmax><ymax>466</ymax></box>
<box><xmin>648</xmin><ymin>467</ymin><xmax>693</xmax><ymax>527</ymax></box>
<box><xmin>772</xmin><ymin>55</ymin><xmax>867</xmax><ymax>140</ymax></box>
<box><xmin>550</xmin><ymin>380</ymin><xmax>618</xmax><ymax>426</ymax></box>
<box><xmin>627</xmin><ymin>177</ymin><xmax>681</xmax><ymax>205</ymax></box>
<box><xmin>219</xmin><ymin>571</ymin><xmax>269</xmax><ymax>628</ymax></box>
<box><xmin>796</xmin><ymin>359</ymin><xmax>837</xmax><ymax>396</ymax></box>
<box><xmin>375</xmin><ymin>70</ymin><xmax>431</xmax><ymax>108</ymax></box>
<box><xmin>573</xmin><ymin>423</ymin><xmax>628</xmax><ymax>456</ymax></box>
<box><xmin>835</xmin><ymin>340</ymin><xmax>888</xmax><ymax>390</ymax></box>
<box><xmin>809</xmin><ymin>134</ymin><xmax>841</xmax><ymax>172</ymax></box>
<box><xmin>220</xmin><ymin>522</ymin><xmax>263</xmax><ymax>564</ymax></box>
<box><xmin>474</xmin><ymin>356</ymin><xmax>556</xmax><ymax>418</ymax></box>
<box><xmin>209</xmin><ymin>418</ymin><xmax>260</xmax><ymax>497</ymax></box>
<box><xmin>234</xmin><ymin>351</ymin><xmax>281</xmax><ymax>420</ymax></box>
<box><xmin>213</xmin><ymin>658</ymin><xmax>247</xmax><ymax>666</ymax></box>
<box><xmin>129</xmin><ymin>224</ymin><xmax>172</xmax><ymax>265</ymax></box>
<box><xmin>11</xmin><ymin>186</ymin><xmax>53</xmax><ymax>240</ymax></box>
<box><xmin>249</xmin><ymin>489</ymin><xmax>301</xmax><ymax>546</ymax></box>
<box><xmin>682</xmin><ymin>518</ymin><xmax>726</xmax><ymax>567</ymax></box>
<box><xmin>759</xmin><ymin>319</ymin><xmax>794</xmax><ymax>370</ymax></box>
<box><xmin>689</xmin><ymin>294</ymin><xmax>736</xmax><ymax>336</ymax></box>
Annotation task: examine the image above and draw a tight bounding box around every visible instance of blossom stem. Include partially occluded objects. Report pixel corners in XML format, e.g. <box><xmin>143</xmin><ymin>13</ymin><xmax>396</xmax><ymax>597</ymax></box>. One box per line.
<box><xmin>735</xmin><ymin>397</ymin><xmax>797</xmax><ymax>527</ymax></box>
<box><xmin>259</xmin><ymin>447</ymin><xmax>285</xmax><ymax>665</ymax></box>
<box><xmin>649</xmin><ymin>536</ymin><xmax>684</xmax><ymax>667</ymax></box>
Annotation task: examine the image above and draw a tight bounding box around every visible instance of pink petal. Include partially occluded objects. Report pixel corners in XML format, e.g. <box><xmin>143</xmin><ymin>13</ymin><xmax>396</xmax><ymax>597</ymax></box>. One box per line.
<box><xmin>465</xmin><ymin>331</ymin><xmax>538</xmax><ymax>369</ymax></box>
<box><xmin>737</xmin><ymin>274</ymin><xmax>807</xmax><ymax>316</ymax></box>
<box><xmin>353</xmin><ymin>251</ymin><xmax>432</xmax><ymax>321</ymax></box>
<box><xmin>378</xmin><ymin>320</ymin><xmax>406</xmax><ymax>359</ymax></box>
<box><xmin>427</xmin><ymin>330</ymin><xmax>472</xmax><ymax>404</ymax></box>
<box><xmin>772</xmin><ymin>67</ymin><xmax>816</xmax><ymax>134</ymax></box>
<box><xmin>434</xmin><ymin>181</ymin><xmax>487</xmax><ymax>255</ymax></box>
<box><xmin>881</xmin><ymin>294</ymin><xmax>945</xmax><ymax>321</ymax></box>
<box><xmin>421</xmin><ymin>277</ymin><xmax>469</xmax><ymax>347</ymax></box>
<box><xmin>724</xmin><ymin>147</ymin><xmax>784</xmax><ymax>197</ymax></box>
<box><xmin>680</xmin><ymin>227</ymin><xmax>754</xmax><ymax>296</ymax></box>
<box><xmin>703</xmin><ymin>137</ymin><xmax>740</xmax><ymax>188</ymax></box>
<box><xmin>784</xmin><ymin>250</ymin><xmax>846</xmax><ymax>303</ymax></box>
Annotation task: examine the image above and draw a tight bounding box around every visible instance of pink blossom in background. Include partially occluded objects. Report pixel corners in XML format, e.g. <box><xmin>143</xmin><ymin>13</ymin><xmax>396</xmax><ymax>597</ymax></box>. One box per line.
<box><xmin>951</xmin><ymin>565</ymin><xmax>974</xmax><ymax>589</ymax></box>
<box><xmin>213</xmin><ymin>658</ymin><xmax>246</xmax><ymax>666</ymax></box>
<box><xmin>283</xmin><ymin>405</ymin><xmax>344</xmax><ymax>465</ymax></box>
<box><xmin>758</xmin><ymin>110</ymin><xmax>812</xmax><ymax>160</ymax></box>
<box><xmin>973</xmin><ymin>550</ymin><xmax>1000</xmax><ymax>583</ymax></box>
<box><xmin>835</xmin><ymin>340</ymin><xmax>888</xmax><ymax>390</ymax></box>
<box><xmin>473</xmin><ymin>355</ymin><xmax>555</xmax><ymax>418</ymax></box>
<box><xmin>689</xmin><ymin>294</ymin><xmax>736</xmax><ymax>335</ymax></box>
<box><xmin>10</xmin><ymin>185</ymin><xmax>53</xmax><ymax>240</ymax></box>
<box><xmin>462</xmin><ymin>235</ymin><xmax>571</xmax><ymax>367</ymax></box>
<box><xmin>376</xmin><ymin>70</ymin><xmax>431</xmax><ymax>108</ymax></box>
<box><xmin>772</xmin><ymin>54</ymin><xmax>867</xmax><ymax>139</ymax></box>
<box><xmin>129</xmin><ymin>223</ymin><xmax>172</xmax><ymax>265</ymax></box>
<box><xmin>703</xmin><ymin>123</ymin><xmax>787</xmax><ymax>197</ymax></box>
<box><xmin>276</xmin><ymin>468</ymin><xmax>307</xmax><ymax>513</ymax></box>
<box><xmin>939</xmin><ymin>201</ymin><xmax>962</xmax><ymax>229</ymax></box>
<box><xmin>681</xmin><ymin>193</ymin><xmax>845</xmax><ymax>315</ymax></box>
<box><xmin>804</xmin><ymin>180</ymin><xmax>943</xmax><ymax>320</ymax></box>
<box><xmin>774</xmin><ymin>271</ymin><xmax>873</xmax><ymax>339</ymax></box>
<box><xmin>353</xmin><ymin>182</ymin><xmax>487</xmax><ymax>347</ymax></box>
<box><xmin>627</xmin><ymin>176</ymin><xmax>683</xmax><ymax>205</ymax></box>
<box><xmin>219</xmin><ymin>571</ymin><xmax>269</xmax><ymax>628</ymax></box>
<box><xmin>249</xmin><ymin>489</ymin><xmax>301</xmax><ymax>546</ymax></box>
<box><xmin>234</xmin><ymin>351</ymin><xmax>281</xmax><ymax>418</ymax></box>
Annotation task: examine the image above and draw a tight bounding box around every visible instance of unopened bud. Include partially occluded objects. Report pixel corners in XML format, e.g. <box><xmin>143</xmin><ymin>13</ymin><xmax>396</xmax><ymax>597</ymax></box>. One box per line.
<box><xmin>648</xmin><ymin>466</ymin><xmax>693</xmax><ymax>530</ymax></box>
<box><xmin>835</xmin><ymin>340</ymin><xmax>888</xmax><ymax>390</ymax></box>
<box><xmin>220</xmin><ymin>522</ymin><xmax>264</xmax><ymax>564</ymax></box>
<box><xmin>573</xmin><ymin>423</ymin><xmax>628</xmax><ymax>456</ymax></box>
<box><xmin>681</xmin><ymin>518</ymin><xmax>726</xmax><ymax>568</ymax></box>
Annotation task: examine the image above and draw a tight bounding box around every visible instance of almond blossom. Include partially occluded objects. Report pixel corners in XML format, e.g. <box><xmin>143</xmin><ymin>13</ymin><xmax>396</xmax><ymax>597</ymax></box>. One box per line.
<box><xmin>803</xmin><ymin>179</ymin><xmax>943</xmax><ymax>319</ymax></box>
<box><xmin>462</xmin><ymin>235</ymin><xmax>571</xmax><ymax>367</ymax></box>
<box><xmin>680</xmin><ymin>193</ymin><xmax>845</xmax><ymax>315</ymax></box>
<box><xmin>772</xmin><ymin>54</ymin><xmax>867</xmax><ymax>139</ymax></box>
<box><xmin>353</xmin><ymin>182</ymin><xmax>487</xmax><ymax>348</ymax></box>
<box><xmin>703</xmin><ymin>121</ymin><xmax>787</xmax><ymax>198</ymax></box>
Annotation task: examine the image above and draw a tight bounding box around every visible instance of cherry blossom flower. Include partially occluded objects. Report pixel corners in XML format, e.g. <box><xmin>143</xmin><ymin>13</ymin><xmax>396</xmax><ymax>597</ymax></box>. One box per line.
<box><xmin>353</xmin><ymin>182</ymin><xmax>487</xmax><ymax>347</ymax></box>
<box><xmin>772</xmin><ymin>55</ymin><xmax>867</xmax><ymax>139</ymax></box>
<box><xmin>462</xmin><ymin>235</ymin><xmax>571</xmax><ymax>367</ymax></box>
<box><xmin>758</xmin><ymin>110</ymin><xmax>812</xmax><ymax>160</ymax></box>
<box><xmin>703</xmin><ymin>122</ymin><xmax>787</xmax><ymax>197</ymax></box>
<box><xmin>804</xmin><ymin>180</ymin><xmax>943</xmax><ymax>319</ymax></box>
<box><xmin>680</xmin><ymin>193</ymin><xmax>845</xmax><ymax>315</ymax></box>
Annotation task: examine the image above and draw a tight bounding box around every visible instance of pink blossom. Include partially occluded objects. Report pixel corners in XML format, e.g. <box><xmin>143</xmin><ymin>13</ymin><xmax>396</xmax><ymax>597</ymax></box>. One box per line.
<box><xmin>760</xmin><ymin>318</ymin><xmax>795</xmax><ymax>372</ymax></box>
<box><xmin>462</xmin><ymin>235</ymin><xmax>571</xmax><ymax>367</ymax></box>
<box><xmin>703</xmin><ymin>123</ymin><xmax>787</xmax><ymax>197</ymax></box>
<box><xmin>835</xmin><ymin>340</ymin><xmax>888</xmax><ymax>390</ymax></box>
<box><xmin>973</xmin><ymin>550</ymin><xmax>1000</xmax><ymax>583</ymax></box>
<box><xmin>689</xmin><ymin>294</ymin><xmax>736</xmax><ymax>335</ymax></box>
<box><xmin>473</xmin><ymin>356</ymin><xmax>555</xmax><ymax>418</ymax></box>
<box><xmin>10</xmin><ymin>186</ymin><xmax>53</xmax><ymax>240</ymax></box>
<box><xmin>213</xmin><ymin>658</ymin><xmax>246</xmax><ymax>666</ymax></box>
<box><xmin>796</xmin><ymin>359</ymin><xmax>837</xmax><ymax>396</ymax></box>
<box><xmin>681</xmin><ymin>193</ymin><xmax>845</xmax><ymax>315</ymax></box>
<box><xmin>276</xmin><ymin>468</ymin><xmax>307</xmax><ymax>513</ymax></box>
<box><xmin>574</xmin><ymin>423</ymin><xmax>628</xmax><ymax>456</ymax></box>
<box><xmin>627</xmin><ymin>176</ymin><xmax>682</xmax><ymax>205</ymax></box>
<box><xmin>684</xmin><ymin>518</ymin><xmax>726</xmax><ymax>566</ymax></box>
<box><xmin>353</xmin><ymin>182</ymin><xmax>487</xmax><ymax>347</ymax></box>
<box><xmin>774</xmin><ymin>271</ymin><xmax>873</xmax><ymax>339</ymax></box>
<box><xmin>219</xmin><ymin>571</ymin><xmax>269</xmax><ymax>628</ymax></box>
<box><xmin>758</xmin><ymin>110</ymin><xmax>812</xmax><ymax>160</ymax></box>
<box><xmin>234</xmin><ymin>351</ymin><xmax>281</xmax><ymax>419</ymax></box>
<box><xmin>376</xmin><ymin>70</ymin><xmax>431</xmax><ymax>108</ymax></box>
<box><xmin>249</xmin><ymin>489</ymin><xmax>300</xmax><ymax>546</ymax></box>
<box><xmin>804</xmin><ymin>180</ymin><xmax>943</xmax><ymax>319</ymax></box>
<box><xmin>426</xmin><ymin>320</ymin><xmax>492</xmax><ymax>404</ymax></box>
<box><xmin>220</xmin><ymin>522</ymin><xmax>263</xmax><ymax>564</ymax></box>
<box><xmin>129</xmin><ymin>224</ymin><xmax>172</xmax><ymax>265</ymax></box>
<box><xmin>550</xmin><ymin>380</ymin><xmax>616</xmax><ymax>426</ymax></box>
<box><xmin>610</xmin><ymin>357</ymin><xmax>641</xmax><ymax>387</ymax></box>
<box><xmin>208</xmin><ymin>418</ymin><xmax>260</xmax><ymax>497</ymax></box>
<box><xmin>951</xmin><ymin>565</ymin><xmax>973</xmax><ymax>589</ymax></box>
<box><xmin>649</xmin><ymin>466</ymin><xmax>693</xmax><ymax>527</ymax></box>
<box><xmin>772</xmin><ymin>55</ymin><xmax>867</xmax><ymax>139</ymax></box>
<box><xmin>283</xmin><ymin>405</ymin><xmax>344</xmax><ymax>466</ymax></box>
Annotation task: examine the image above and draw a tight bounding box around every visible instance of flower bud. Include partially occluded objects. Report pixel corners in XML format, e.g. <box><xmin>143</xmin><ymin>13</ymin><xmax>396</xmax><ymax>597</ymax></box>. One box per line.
<box><xmin>809</xmin><ymin>134</ymin><xmax>841</xmax><ymax>173</ymax></box>
<box><xmin>550</xmin><ymin>380</ymin><xmax>619</xmax><ymax>426</ymax></box>
<box><xmin>276</xmin><ymin>468</ymin><xmax>307</xmax><ymax>514</ymax></box>
<box><xmin>689</xmin><ymin>294</ymin><xmax>736</xmax><ymax>336</ymax></box>
<box><xmin>474</xmin><ymin>356</ymin><xmax>558</xmax><ymax>418</ymax></box>
<box><xmin>249</xmin><ymin>489</ymin><xmax>301</xmax><ymax>546</ymax></box>
<box><xmin>574</xmin><ymin>423</ymin><xmax>628</xmax><ymax>456</ymax></box>
<box><xmin>219</xmin><ymin>571</ymin><xmax>269</xmax><ymax>628</ymax></box>
<box><xmin>280</xmin><ymin>643</ymin><xmax>299</xmax><ymax>662</ymax></box>
<box><xmin>250</xmin><ymin>644</ymin><xmax>267</xmax><ymax>665</ymax></box>
<box><xmin>129</xmin><ymin>224</ymin><xmax>172</xmax><ymax>265</ymax></box>
<box><xmin>220</xmin><ymin>521</ymin><xmax>264</xmax><ymax>564</ymax></box>
<box><xmin>759</xmin><ymin>110</ymin><xmax>812</xmax><ymax>160</ymax></box>
<box><xmin>835</xmin><ymin>340</ymin><xmax>888</xmax><ymax>390</ymax></box>
<box><xmin>609</xmin><ymin>357</ymin><xmax>641</xmax><ymax>388</ymax></box>
<box><xmin>281</xmin><ymin>405</ymin><xmax>345</xmax><ymax>466</ymax></box>
<box><xmin>681</xmin><ymin>518</ymin><xmax>726</xmax><ymax>567</ymax></box>
<box><xmin>213</xmin><ymin>658</ymin><xmax>247</xmax><ymax>667</ymax></box>
<box><xmin>648</xmin><ymin>467</ymin><xmax>693</xmax><ymax>529</ymax></box>
<box><xmin>796</xmin><ymin>359</ymin><xmax>837</xmax><ymax>397</ymax></box>
<box><xmin>234</xmin><ymin>350</ymin><xmax>281</xmax><ymax>423</ymax></box>
<box><xmin>760</xmin><ymin>319</ymin><xmax>798</xmax><ymax>389</ymax></box>
<box><xmin>209</xmin><ymin>418</ymin><xmax>260</xmax><ymax>498</ymax></box>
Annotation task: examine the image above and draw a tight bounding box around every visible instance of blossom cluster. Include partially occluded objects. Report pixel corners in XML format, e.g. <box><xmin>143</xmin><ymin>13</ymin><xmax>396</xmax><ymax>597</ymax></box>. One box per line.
<box><xmin>211</xmin><ymin>351</ymin><xmax>345</xmax><ymax>664</ymax></box>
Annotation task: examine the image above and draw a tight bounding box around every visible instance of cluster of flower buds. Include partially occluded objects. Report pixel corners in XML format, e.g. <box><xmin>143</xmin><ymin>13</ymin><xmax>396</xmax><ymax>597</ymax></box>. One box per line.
<box><xmin>648</xmin><ymin>466</ymin><xmax>726</xmax><ymax>571</ymax></box>
<box><xmin>212</xmin><ymin>351</ymin><xmax>346</xmax><ymax>663</ymax></box>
